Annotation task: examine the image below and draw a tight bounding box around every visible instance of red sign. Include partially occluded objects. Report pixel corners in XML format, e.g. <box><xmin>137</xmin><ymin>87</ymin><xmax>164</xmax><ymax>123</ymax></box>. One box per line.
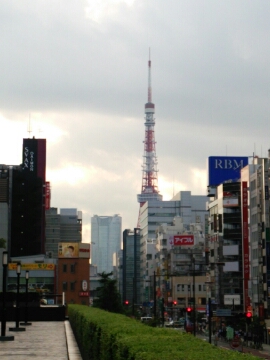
<box><xmin>174</xmin><ymin>235</ymin><xmax>194</xmax><ymax>246</ymax></box>
<box><xmin>230</xmin><ymin>336</ymin><xmax>241</xmax><ymax>349</ymax></box>
<box><xmin>79</xmin><ymin>291</ymin><xmax>89</xmax><ymax>297</ymax></box>
<box><xmin>242</xmin><ymin>181</ymin><xmax>250</xmax><ymax>310</ymax></box>
<box><xmin>45</xmin><ymin>182</ymin><xmax>51</xmax><ymax>210</ymax></box>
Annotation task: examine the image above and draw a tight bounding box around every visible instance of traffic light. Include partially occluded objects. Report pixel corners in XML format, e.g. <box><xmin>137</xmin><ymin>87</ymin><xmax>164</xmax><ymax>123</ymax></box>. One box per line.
<box><xmin>245</xmin><ymin>311</ymin><xmax>252</xmax><ymax>324</ymax></box>
<box><xmin>173</xmin><ymin>301</ymin><xmax>177</xmax><ymax>306</ymax></box>
<box><xmin>186</xmin><ymin>307</ymin><xmax>192</xmax><ymax>313</ymax></box>
<box><xmin>124</xmin><ymin>300</ymin><xmax>129</xmax><ymax>306</ymax></box>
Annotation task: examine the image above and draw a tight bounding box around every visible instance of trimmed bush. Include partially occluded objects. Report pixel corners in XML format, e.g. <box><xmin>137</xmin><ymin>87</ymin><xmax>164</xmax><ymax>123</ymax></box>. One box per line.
<box><xmin>68</xmin><ymin>305</ymin><xmax>260</xmax><ymax>360</ymax></box>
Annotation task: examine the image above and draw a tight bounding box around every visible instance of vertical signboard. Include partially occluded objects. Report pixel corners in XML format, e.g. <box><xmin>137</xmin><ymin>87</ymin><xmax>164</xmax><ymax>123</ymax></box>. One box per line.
<box><xmin>22</xmin><ymin>138</ymin><xmax>46</xmax><ymax>181</ymax></box>
<box><xmin>45</xmin><ymin>181</ymin><xmax>51</xmax><ymax>210</ymax></box>
<box><xmin>242</xmin><ymin>181</ymin><xmax>250</xmax><ymax>311</ymax></box>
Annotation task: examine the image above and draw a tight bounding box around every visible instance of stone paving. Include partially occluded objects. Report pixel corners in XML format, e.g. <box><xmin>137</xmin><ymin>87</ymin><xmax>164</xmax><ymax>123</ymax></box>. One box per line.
<box><xmin>0</xmin><ymin>321</ymin><xmax>81</xmax><ymax>360</ymax></box>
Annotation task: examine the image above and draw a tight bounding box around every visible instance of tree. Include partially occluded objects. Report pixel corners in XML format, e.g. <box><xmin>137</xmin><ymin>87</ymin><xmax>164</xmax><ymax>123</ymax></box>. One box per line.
<box><xmin>0</xmin><ymin>238</ymin><xmax>6</xmax><ymax>249</ymax></box>
<box><xmin>93</xmin><ymin>272</ymin><xmax>123</xmax><ymax>313</ymax></box>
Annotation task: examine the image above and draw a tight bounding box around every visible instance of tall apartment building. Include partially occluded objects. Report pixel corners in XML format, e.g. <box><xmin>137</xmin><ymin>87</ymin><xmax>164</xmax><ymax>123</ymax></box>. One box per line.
<box><xmin>241</xmin><ymin>157</ymin><xmax>270</xmax><ymax>318</ymax></box>
<box><xmin>45</xmin><ymin>208</ymin><xmax>82</xmax><ymax>258</ymax></box>
<box><xmin>208</xmin><ymin>181</ymin><xmax>244</xmax><ymax>309</ymax></box>
<box><xmin>0</xmin><ymin>137</ymin><xmax>47</xmax><ymax>257</ymax></box>
<box><xmin>91</xmin><ymin>214</ymin><xmax>122</xmax><ymax>274</ymax></box>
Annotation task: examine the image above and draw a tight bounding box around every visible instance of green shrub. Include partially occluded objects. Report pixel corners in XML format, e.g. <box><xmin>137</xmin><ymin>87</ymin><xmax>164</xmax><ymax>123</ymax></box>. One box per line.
<box><xmin>68</xmin><ymin>305</ymin><xmax>260</xmax><ymax>360</ymax></box>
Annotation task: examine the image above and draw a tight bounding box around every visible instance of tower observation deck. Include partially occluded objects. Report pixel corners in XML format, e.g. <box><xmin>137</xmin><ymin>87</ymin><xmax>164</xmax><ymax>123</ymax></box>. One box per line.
<box><xmin>137</xmin><ymin>56</ymin><xmax>162</xmax><ymax>206</ymax></box>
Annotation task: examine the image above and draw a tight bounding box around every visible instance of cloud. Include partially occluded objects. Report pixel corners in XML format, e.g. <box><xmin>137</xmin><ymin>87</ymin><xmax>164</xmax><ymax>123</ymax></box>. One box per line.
<box><xmin>1</xmin><ymin>0</ymin><xmax>270</xmax><ymax>238</ymax></box>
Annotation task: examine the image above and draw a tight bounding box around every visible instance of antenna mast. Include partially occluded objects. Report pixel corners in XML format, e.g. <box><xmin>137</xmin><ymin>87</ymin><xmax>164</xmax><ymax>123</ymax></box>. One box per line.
<box><xmin>137</xmin><ymin>53</ymin><xmax>162</xmax><ymax>209</ymax></box>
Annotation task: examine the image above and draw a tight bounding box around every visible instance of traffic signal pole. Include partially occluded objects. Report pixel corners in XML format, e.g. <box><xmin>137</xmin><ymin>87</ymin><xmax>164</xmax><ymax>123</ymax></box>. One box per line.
<box><xmin>208</xmin><ymin>298</ymin><xmax>212</xmax><ymax>344</ymax></box>
<box><xmin>153</xmin><ymin>272</ymin><xmax>156</xmax><ymax>319</ymax></box>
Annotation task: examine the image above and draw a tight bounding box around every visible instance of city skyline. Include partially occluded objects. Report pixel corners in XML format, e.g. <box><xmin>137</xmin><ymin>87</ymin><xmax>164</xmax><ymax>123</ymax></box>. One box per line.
<box><xmin>1</xmin><ymin>1</ymin><xmax>270</xmax><ymax>242</ymax></box>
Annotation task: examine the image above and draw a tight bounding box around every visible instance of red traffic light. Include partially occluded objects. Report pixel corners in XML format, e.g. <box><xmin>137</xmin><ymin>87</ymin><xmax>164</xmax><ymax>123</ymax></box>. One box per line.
<box><xmin>246</xmin><ymin>311</ymin><xmax>252</xmax><ymax>318</ymax></box>
<box><xmin>173</xmin><ymin>301</ymin><xmax>177</xmax><ymax>306</ymax></box>
<box><xmin>186</xmin><ymin>307</ymin><xmax>192</xmax><ymax>312</ymax></box>
<box><xmin>124</xmin><ymin>300</ymin><xmax>129</xmax><ymax>305</ymax></box>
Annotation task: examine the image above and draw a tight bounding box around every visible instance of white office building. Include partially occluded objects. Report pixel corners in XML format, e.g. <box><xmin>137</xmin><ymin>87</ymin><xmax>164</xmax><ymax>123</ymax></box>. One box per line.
<box><xmin>91</xmin><ymin>215</ymin><xmax>122</xmax><ymax>274</ymax></box>
<box><xmin>138</xmin><ymin>191</ymin><xmax>208</xmax><ymax>303</ymax></box>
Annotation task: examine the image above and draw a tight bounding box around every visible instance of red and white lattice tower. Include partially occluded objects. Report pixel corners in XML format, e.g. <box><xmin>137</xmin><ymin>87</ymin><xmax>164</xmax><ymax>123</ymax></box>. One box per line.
<box><xmin>137</xmin><ymin>54</ymin><xmax>163</xmax><ymax>212</ymax></box>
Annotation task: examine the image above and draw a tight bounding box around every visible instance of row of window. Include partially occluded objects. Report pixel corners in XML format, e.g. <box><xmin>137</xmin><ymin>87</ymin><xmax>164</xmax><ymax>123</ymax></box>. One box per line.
<box><xmin>176</xmin><ymin>284</ymin><xmax>206</xmax><ymax>292</ymax></box>
<box><xmin>63</xmin><ymin>264</ymin><xmax>76</xmax><ymax>273</ymax></box>
<box><xmin>62</xmin><ymin>282</ymin><xmax>76</xmax><ymax>291</ymax></box>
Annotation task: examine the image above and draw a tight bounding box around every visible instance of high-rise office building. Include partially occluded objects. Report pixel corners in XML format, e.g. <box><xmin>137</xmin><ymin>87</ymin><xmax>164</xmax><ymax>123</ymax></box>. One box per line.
<box><xmin>122</xmin><ymin>228</ymin><xmax>140</xmax><ymax>305</ymax></box>
<box><xmin>0</xmin><ymin>137</ymin><xmax>47</xmax><ymax>257</ymax></box>
<box><xmin>45</xmin><ymin>208</ymin><xmax>82</xmax><ymax>258</ymax></box>
<box><xmin>91</xmin><ymin>215</ymin><xmax>122</xmax><ymax>274</ymax></box>
<box><xmin>139</xmin><ymin>191</ymin><xmax>208</xmax><ymax>303</ymax></box>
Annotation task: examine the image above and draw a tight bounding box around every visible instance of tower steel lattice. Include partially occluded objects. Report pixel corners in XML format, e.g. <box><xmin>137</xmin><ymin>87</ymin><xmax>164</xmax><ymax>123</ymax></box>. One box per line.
<box><xmin>137</xmin><ymin>55</ymin><xmax>162</xmax><ymax>208</ymax></box>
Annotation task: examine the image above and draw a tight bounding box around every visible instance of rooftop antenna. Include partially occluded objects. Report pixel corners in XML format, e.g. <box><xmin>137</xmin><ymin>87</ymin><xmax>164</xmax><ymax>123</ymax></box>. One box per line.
<box><xmin>148</xmin><ymin>47</ymin><xmax>152</xmax><ymax>103</ymax></box>
<box><xmin>27</xmin><ymin>114</ymin><xmax>32</xmax><ymax>138</ymax></box>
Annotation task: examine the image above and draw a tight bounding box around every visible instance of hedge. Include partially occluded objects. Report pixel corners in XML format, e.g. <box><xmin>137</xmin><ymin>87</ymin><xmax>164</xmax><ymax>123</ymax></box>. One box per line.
<box><xmin>68</xmin><ymin>305</ymin><xmax>260</xmax><ymax>360</ymax></box>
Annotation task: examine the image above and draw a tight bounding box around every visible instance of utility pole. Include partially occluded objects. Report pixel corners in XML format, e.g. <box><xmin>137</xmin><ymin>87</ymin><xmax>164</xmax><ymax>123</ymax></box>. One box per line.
<box><xmin>192</xmin><ymin>257</ymin><xmax>196</xmax><ymax>337</ymax></box>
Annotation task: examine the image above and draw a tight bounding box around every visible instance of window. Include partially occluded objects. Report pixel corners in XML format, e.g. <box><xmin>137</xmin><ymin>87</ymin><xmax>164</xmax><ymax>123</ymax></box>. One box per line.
<box><xmin>70</xmin><ymin>264</ymin><xmax>75</xmax><ymax>273</ymax></box>
<box><xmin>62</xmin><ymin>282</ymin><xmax>68</xmax><ymax>291</ymax></box>
<box><xmin>63</xmin><ymin>264</ymin><xmax>67</xmax><ymax>273</ymax></box>
<box><xmin>198</xmin><ymin>285</ymin><xmax>202</xmax><ymax>292</ymax></box>
<box><xmin>70</xmin><ymin>282</ymin><xmax>76</xmax><ymax>291</ymax></box>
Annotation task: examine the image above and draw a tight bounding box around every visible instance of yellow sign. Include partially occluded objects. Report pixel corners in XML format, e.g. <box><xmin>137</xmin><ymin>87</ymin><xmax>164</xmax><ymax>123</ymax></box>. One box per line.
<box><xmin>8</xmin><ymin>263</ymin><xmax>55</xmax><ymax>271</ymax></box>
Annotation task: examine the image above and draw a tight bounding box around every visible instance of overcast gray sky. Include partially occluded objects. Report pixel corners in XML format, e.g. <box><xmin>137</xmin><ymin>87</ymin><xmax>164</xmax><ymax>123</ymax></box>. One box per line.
<box><xmin>1</xmin><ymin>0</ymin><xmax>270</xmax><ymax>242</ymax></box>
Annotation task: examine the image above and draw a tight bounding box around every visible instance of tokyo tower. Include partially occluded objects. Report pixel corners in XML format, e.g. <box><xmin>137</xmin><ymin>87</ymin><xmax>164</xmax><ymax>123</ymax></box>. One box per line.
<box><xmin>137</xmin><ymin>54</ymin><xmax>163</xmax><ymax>208</ymax></box>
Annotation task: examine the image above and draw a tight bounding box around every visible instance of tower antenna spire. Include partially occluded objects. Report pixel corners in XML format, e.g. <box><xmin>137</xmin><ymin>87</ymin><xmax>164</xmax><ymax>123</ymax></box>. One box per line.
<box><xmin>148</xmin><ymin>47</ymin><xmax>152</xmax><ymax>103</ymax></box>
<box><xmin>137</xmin><ymin>54</ymin><xmax>162</xmax><ymax>216</ymax></box>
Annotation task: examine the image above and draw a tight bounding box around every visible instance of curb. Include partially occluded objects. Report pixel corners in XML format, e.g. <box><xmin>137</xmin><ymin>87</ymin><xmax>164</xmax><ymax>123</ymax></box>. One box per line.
<box><xmin>65</xmin><ymin>320</ymin><xmax>83</xmax><ymax>360</ymax></box>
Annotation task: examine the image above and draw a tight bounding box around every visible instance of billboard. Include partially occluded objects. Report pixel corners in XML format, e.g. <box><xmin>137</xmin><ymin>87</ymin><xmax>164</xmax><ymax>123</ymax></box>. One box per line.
<box><xmin>174</xmin><ymin>235</ymin><xmax>194</xmax><ymax>246</ymax></box>
<box><xmin>58</xmin><ymin>242</ymin><xmax>90</xmax><ymax>258</ymax></box>
<box><xmin>58</xmin><ymin>243</ymin><xmax>79</xmax><ymax>258</ymax></box>
<box><xmin>208</xmin><ymin>156</ymin><xmax>249</xmax><ymax>186</ymax></box>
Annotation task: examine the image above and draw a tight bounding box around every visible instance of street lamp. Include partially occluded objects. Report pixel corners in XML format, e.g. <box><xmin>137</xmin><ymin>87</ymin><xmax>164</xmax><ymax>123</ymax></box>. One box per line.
<box><xmin>0</xmin><ymin>251</ymin><xmax>14</xmax><ymax>341</ymax></box>
<box><xmin>20</xmin><ymin>270</ymin><xmax>31</xmax><ymax>326</ymax></box>
<box><xmin>9</xmin><ymin>263</ymin><xmax>25</xmax><ymax>332</ymax></box>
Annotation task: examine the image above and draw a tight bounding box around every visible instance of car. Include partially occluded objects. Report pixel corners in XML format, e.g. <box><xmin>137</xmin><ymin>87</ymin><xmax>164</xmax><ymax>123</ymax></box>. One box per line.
<box><xmin>173</xmin><ymin>320</ymin><xmax>185</xmax><ymax>328</ymax></box>
<box><xmin>140</xmin><ymin>317</ymin><xmax>152</xmax><ymax>323</ymax></box>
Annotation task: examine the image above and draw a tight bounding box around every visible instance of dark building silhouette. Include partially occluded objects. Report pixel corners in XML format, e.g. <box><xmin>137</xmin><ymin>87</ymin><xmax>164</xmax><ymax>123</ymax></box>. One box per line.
<box><xmin>122</xmin><ymin>228</ymin><xmax>140</xmax><ymax>306</ymax></box>
<box><xmin>0</xmin><ymin>138</ymin><xmax>46</xmax><ymax>257</ymax></box>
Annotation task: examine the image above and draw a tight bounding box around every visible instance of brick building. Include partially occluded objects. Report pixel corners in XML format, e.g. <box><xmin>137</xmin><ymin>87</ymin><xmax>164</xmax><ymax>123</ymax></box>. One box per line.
<box><xmin>57</xmin><ymin>242</ymin><xmax>90</xmax><ymax>305</ymax></box>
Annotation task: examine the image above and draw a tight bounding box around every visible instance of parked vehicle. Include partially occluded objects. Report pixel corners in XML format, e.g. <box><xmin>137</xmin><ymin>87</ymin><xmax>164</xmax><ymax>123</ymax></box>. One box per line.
<box><xmin>140</xmin><ymin>317</ymin><xmax>152</xmax><ymax>323</ymax></box>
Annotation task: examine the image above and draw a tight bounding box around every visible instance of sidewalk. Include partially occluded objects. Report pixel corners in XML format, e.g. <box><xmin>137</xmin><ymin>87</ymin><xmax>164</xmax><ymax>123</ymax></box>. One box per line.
<box><xmin>0</xmin><ymin>321</ymin><xmax>82</xmax><ymax>360</ymax></box>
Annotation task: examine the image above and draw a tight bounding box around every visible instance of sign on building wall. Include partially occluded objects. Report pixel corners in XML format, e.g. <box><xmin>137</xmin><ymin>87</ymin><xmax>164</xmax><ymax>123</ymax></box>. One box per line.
<box><xmin>224</xmin><ymin>294</ymin><xmax>240</xmax><ymax>305</ymax></box>
<box><xmin>242</xmin><ymin>181</ymin><xmax>251</xmax><ymax>311</ymax></box>
<box><xmin>58</xmin><ymin>242</ymin><xmax>90</xmax><ymax>259</ymax></box>
<box><xmin>173</xmin><ymin>235</ymin><xmax>194</xmax><ymax>246</ymax></box>
<box><xmin>79</xmin><ymin>243</ymin><xmax>90</xmax><ymax>259</ymax></box>
<box><xmin>45</xmin><ymin>182</ymin><xmax>51</xmax><ymax>210</ymax></box>
<box><xmin>208</xmin><ymin>156</ymin><xmax>249</xmax><ymax>186</ymax></box>
<box><xmin>223</xmin><ymin>198</ymin><xmax>239</xmax><ymax>207</ymax></box>
<box><xmin>8</xmin><ymin>263</ymin><xmax>55</xmax><ymax>270</ymax></box>
<box><xmin>58</xmin><ymin>243</ymin><xmax>79</xmax><ymax>258</ymax></box>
